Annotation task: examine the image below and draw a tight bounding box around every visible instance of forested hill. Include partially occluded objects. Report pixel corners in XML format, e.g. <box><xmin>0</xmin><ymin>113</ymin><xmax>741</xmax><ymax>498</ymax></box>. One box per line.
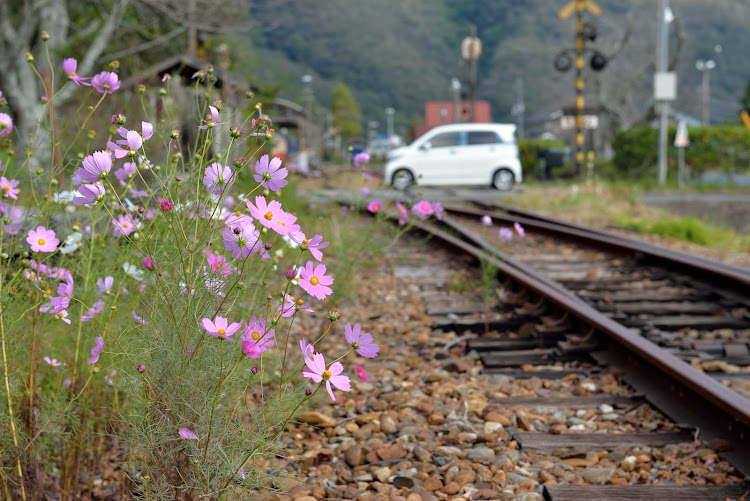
<box><xmin>234</xmin><ymin>0</ymin><xmax>750</xmax><ymax>137</ymax></box>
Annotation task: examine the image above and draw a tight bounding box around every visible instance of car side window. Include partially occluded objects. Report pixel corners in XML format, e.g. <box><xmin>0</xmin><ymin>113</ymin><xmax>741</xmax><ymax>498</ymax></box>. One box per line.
<box><xmin>429</xmin><ymin>132</ymin><xmax>462</xmax><ymax>148</ymax></box>
<box><xmin>467</xmin><ymin>131</ymin><xmax>501</xmax><ymax>145</ymax></box>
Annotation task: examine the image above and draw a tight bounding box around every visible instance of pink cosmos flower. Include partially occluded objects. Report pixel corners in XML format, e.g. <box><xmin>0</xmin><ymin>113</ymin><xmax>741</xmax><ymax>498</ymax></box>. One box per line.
<box><xmin>498</xmin><ymin>227</ymin><xmax>514</xmax><ymax>241</ymax></box>
<box><xmin>142</xmin><ymin>256</ymin><xmax>156</xmax><ymax>271</ymax></box>
<box><xmin>73</xmin><ymin>183</ymin><xmax>105</xmax><ymax>206</ymax></box>
<box><xmin>114</xmin><ymin>162</ymin><xmax>136</xmax><ymax>185</ymax></box>
<box><xmin>43</xmin><ymin>356</ymin><xmax>65</xmax><ymax>367</ymax></box>
<box><xmin>514</xmin><ymin>222</ymin><xmax>525</xmax><ymax>237</ymax></box>
<box><xmin>107</xmin><ymin>130</ymin><xmax>143</xmax><ymax>159</ymax></box>
<box><xmin>353</xmin><ymin>152</ymin><xmax>370</xmax><ymax>167</ymax></box>
<box><xmin>221</xmin><ymin>224</ymin><xmax>266</xmax><ymax>260</ymax></box>
<box><xmin>298</xmin><ymin>261</ymin><xmax>333</xmax><ymax>300</ymax></box>
<box><xmin>433</xmin><ymin>201</ymin><xmax>444</xmax><ymax>220</ymax></box>
<box><xmin>0</xmin><ymin>113</ymin><xmax>12</xmax><ymax>137</ymax></box>
<box><xmin>119</xmin><ymin>121</ymin><xmax>153</xmax><ymax>141</ymax></box>
<box><xmin>27</xmin><ymin>226</ymin><xmax>59</xmax><ymax>253</ymax></box>
<box><xmin>0</xmin><ymin>202</ymin><xmax>23</xmax><ymax>235</ymax></box>
<box><xmin>160</xmin><ymin>199</ymin><xmax>173</xmax><ymax>212</ymax></box>
<box><xmin>481</xmin><ymin>215</ymin><xmax>493</xmax><ymax>227</ymax></box>
<box><xmin>97</xmin><ymin>276</ymin><xmax>114</xmax><ymax>297</ymax></box>
<box><xmin>411</xmin><ymin>200</ymin><xmax>434</xmax><ymax>219</ymax></box>
<box><xmin>396</xmin><ymin>201</ymin><xmax>408</xmax><ymax>225</ymax></box>
<box><xmin>178</xmin><ymin>428</ymin><xmax>198</xmax><ymax>440</ymax></box>
<box><xmin>203</xmin><ymin>162</ymin><xmax>233</xmax><ymax>196</ymax></box>
<box><xmin>91</xmin><ymin>71</ymin><xmax>120</xmax><ymax>94</ymax></box>
<box><xmin>112</xmin><ymin>214</ymin><xmax>139</xmax><ymax>237</ymax></box>
<box><xmin>246</xmin><ymin>196</ymin><xmax>295</xmax><ymax>236</ymax></box>
<box><xmin>206</xmin><ymin>250</ymin><xmax>232</xmax><ymax>277</ymax></box>
<box><xmin>367</xmin><ymin>201</ymin><xmax>382</xmax><ymax>214</ymax></box>
<box><xmin>81</xmin><ymin>300</ymin><xmax>104</xmax><ymax>322</ymax></box>
<box><xmin>289</xmin><ymin>232</ymin><xmax>328</xmax><ymax>262</ymax></box>
<box><xmin>88</xmin><ymin>336</ymin><xmax>104</xmax><ymax>365</ymax></box>
<box><xmin>253</xmin><ymin>154</ymin><xmax>288</xmax><ymax>192</ymax></box>
<box><xmin>55</xmin><ymin>310</ymin><xmax>71</xmax><ymax>324</ymax></box>
<box><xmin>198</xmin><ymin>105</ymin><xmax>226</xmax><ymax>129</ymax></box>
<box><xmin>41</xmin><ymin>274</ymin><xmax>74</xmax><ymax>315</ymax></box>
<box><xmin>0</xmin><ymin>176</ymin><xmax>19</xmax><ymax>200</ymax></box>
<box><xmin>76</xmin><ymin>151</ymin><xmax>113</xmax><ymax>183</ymax></box>
<box><xmin>277</xmin><ymin>292</ymin><xmax>314</xmax><ymax>318</ymax></box>
<box><xmin>302</xmin><ymin>353</ymin><xmax>351</xmax><ymax>402</ymax></box>
<box><xmin>300</xmin><ymin>338</ymin><xmax>314</xmax><ymax>359</ymax></box>
<box><xmin>63</xmin><ymin>58</ymin><xmax>90</xmax><ymax>86</ymax></box>
<box><xmin>132</xmin><ymin>312</ymin><xmax>147</xmax><ymax>324</ymax></box>
<box><xmin>356</xmin><ymin>366</ymin><xmax>369</xmax><ymax>382</ymax></box>
<box><xmin>241</xmin><ymin>316</ymin><xmax>275</xmax><ymax>358</ymax></box>
<box><xmin>344</xmin><ymin>323</ymin><xmax>379</xmax><ymax>358</ymax></box>
<box><xmin>201</xmin><ymin>315</ymin><xmax>242</xmax><ymax>340</ymax></box>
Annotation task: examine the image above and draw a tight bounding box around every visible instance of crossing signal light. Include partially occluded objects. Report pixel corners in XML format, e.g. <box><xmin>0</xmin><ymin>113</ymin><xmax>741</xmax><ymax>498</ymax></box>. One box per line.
<box><xmin>590</xmin><ymin>52</ymin><xmax>607</xmax><ymax>71</ymax></box>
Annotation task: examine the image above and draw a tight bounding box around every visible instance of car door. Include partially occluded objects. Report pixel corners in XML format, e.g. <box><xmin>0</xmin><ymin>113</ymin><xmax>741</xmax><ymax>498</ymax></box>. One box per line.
<box><xmin>463</xmin><ymin>130</ymin><xmax>502</xmax><ymax>184</ymax></box>
<box><xmin>415</xmin><ymin>131</ymin><xmax>462</xmax><ymax>184</ymax></box>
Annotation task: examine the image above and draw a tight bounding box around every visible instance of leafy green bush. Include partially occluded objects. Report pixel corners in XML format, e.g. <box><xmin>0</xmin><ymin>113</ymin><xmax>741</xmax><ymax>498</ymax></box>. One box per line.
<box><xmin>612</xmin><ymin>125</ymin><xmax>750</xmax><ymax>180</ymax></box>
<box><xmin>517</xmin><ymin>138</ymin><xmax>567</xmax><ymax>180</ymax></box>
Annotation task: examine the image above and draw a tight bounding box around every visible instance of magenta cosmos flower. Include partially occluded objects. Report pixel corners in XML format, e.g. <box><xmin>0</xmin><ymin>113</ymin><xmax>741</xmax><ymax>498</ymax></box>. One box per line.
<box><xmin>241</xmin><ymin>316</ymin><xmax>275</xmax><ymax>358</ymax></box>
<box><xmin>353</xmin><ymin>152</ymin><xmax>370</xmax><ymax>167</ymax></box>
<box><xmin>221</xmin><ymin>223</ymin><xmax>265</xmax><ymax>260</ymax></box>
<box><xmin>41</xmin><ymin>274</ymin><xmax>74</xmax><ymax>315</ymax></box>
<box><xmin>300</xmin><ymin>338</ymin><xmax>314</xmax><ymax>359</ymax></box>
<box><xmin>0</xmin><ymin>176</ymin><xmax>19</xmax><ymax>200</ymax></box>
<box><xmin>289</xmin><ymin>231</ymin><xmax>328</xmax><ymax>262</ymax></box>
<box><xmin>481</xmin><ymin>215</ymin><xmax>493</xmax><ymax>227</ymax></box>
<box><xmin>302</xmin><ymin>352</ymin><xmax>350</xmax><ymax>402</ymax></box>
<box><xmin>277</xmin><ymin>292</ymin><xmax>314</xmax><ymax>318</ymax></box>
<box><xmin>114</xmin><ymin>162</ymin><xmax>136</xmax><ymax>186</ymax></box>
<box><xmin>88</xmin><ymin>336</ymin><xmax>104</xmax><ymax>365</ymax></box>
<box><xmin>514</xmin><ymin>222</ymin><xmax>525</xmax><ymax>237</ymax></box>
<box><xmin>26</xmin><ymin>226</ymin><xmax>59</xmax><ymax>253</ymax></box>
<box><xmin>206</xmin><ymin>250</ymin><xmax>232</xmax><ymax>277</ymax></box>
<box><xmin>112</xmin><ymin>214</ymin><xmax>139</xmax><ymax>237</ymax></box>
<box><xmin>245</xmin><ymin>196</ymin><xmax>296</xmax><ymax>236</ymax></box>
<box><xmin>178</xmin><ymin>427</ymin><xmax>198</xmax><ymax>440</ymax></box>
<box><xmin>498</xmin><ymin>227</ymin><xmax>513</xmax><ymax>241</ymax></box>
<box><xmin>411</xmin><ymin>200</ymin><xmax>434</xmax><ymax>219</ymax></box>
<box><xmin>253</xmin><ymin>154</ymin><xmax>288</xmax><ymax>192</ymax></box>
<box><xmin>73</xmin><ymin>183</ymin><xmax>105</xmax><ymax>206</ymax></box>
<box><xmin>91</xmin><ymin>71</ymin><xmax>120</xmax><ymax>94</ymax></box>
<box><xmin>201</xmin><ymin>315</ymin><xmax>242</xmax><ymax>340</ymax></box>
<box><xmin>344</xmin><ymin>323</ymin><xmax>379</xmax><ymax>358</ymax></box>
<box><xmin>107</xmin><ymin>130</ymin><xmax>143</xmax><ymax>159</ymax></box>
<box><xmin>203</xmin><ymin>162</ymin><xmax>233</xmax><ymax>196</ymax></box>
<box><xmin>0</xmin><ymin>113</ymin><xmax>12</xmax><ymax>137</ymax></box>
<box><xmin>367</xmin><ymin>200</ymin><xmax>382</xmax><ymax>214</ymax></box>
<box><xmin>0</xmin><ymin>203</ymin><xmax>23</xmax><ymax>235</ymax></box>
<box><xmin>63</xmin><ymin>58</ymin><xmax>90</xmax><ymax>86</ymax></box>
<box><xmin>298</xmin><ymin>261</ymin><xmax>333</xmax><ymax>300</ymax></box>
<box><xmin>76</xmin><ymin>151</ymin><xmax>113</xmax><ymax>183</ymax></box>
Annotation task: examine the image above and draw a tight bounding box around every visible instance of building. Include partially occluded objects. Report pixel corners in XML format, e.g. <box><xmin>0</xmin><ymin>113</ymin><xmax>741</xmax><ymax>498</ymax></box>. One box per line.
<box><xmin>412</xmin><ymin>101</ymin><xmax>491</xmax><ymax>139</ymax></box>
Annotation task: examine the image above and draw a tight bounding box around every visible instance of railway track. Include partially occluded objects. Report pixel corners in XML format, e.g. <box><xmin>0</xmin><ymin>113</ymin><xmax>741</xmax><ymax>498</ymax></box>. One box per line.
<box><xmin>361</xmin><ymin>198</ymin><xmax>750</xmax><ymax>500</ymax></box>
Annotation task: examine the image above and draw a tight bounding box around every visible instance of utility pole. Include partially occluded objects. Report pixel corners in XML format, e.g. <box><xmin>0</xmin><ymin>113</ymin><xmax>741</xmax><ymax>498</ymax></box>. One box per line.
<box><xmin>511</xmin><ymin>77</ymin><xmax>525</xmax><ymax>139</ymax></box>
<box><xmin>655</xmin><ymin>0</ymin><xmax>675</xmax><ymax>186</ymax></box>
<box><xmin>461</xmin><ymin>26</ymin><xmax>482</xmax><ymax>122</ymax></box>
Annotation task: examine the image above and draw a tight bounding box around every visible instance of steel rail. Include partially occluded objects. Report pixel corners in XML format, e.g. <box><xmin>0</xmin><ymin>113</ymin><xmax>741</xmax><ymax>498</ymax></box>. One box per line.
<box><xmin>458</xmin><ymin>200</ymin><xmax>750</xmax><ymax>287</ymax></box>
<box><xmin>371</xmin><ymin>207</ymin><xmax>750</xmax><ymax>476</ymax></box>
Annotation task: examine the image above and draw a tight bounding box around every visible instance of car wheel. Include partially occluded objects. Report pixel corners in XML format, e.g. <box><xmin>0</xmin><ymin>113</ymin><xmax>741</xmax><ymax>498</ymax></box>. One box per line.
<box><xmin>392</xmin><ymin>169</ymin><xmax>414</xmax><ymax>191</ymax></box>
<box><xmin>492</xmin><ymin>169</ymin><xmax>515</xmax><ymax>191</ymax></box>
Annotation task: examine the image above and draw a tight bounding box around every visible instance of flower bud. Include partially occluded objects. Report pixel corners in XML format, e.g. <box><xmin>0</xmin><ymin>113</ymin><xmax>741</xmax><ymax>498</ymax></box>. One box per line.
<box><xmin>229</xmin><ymin>126</ymin><xmax>242</xmax><ymax>139</ymax></box>
<box><xmin>170</xmin><ymin>129</ymin><xmax>181</xmax><ymax>140</ymax></box>
<box><xmin>40</xmin><ymin>31</ymin><xmax>49</xmax><ymax>41</ymax></box>
<box><xmin>264</xmin><ymin>242</ymin><xmax>272</xmax><ymax>250</ymax></box>
<box><xmin>213</xmin><ymin>99</ymin><xmax>223</xmax><ymax>111</ymax></box>
<box><xmin>232</xmin><ymin>226</ymin><xmax>241</xmax><ymax>235</ymax></box>
<box><xmin>305</xmin><ymin>389</ymin><xmax>312</xmax><ymax>396</ymax></box>
<box><xmin>175</xmin><ymin>175</ymin><xmax>183</xmax><ymax>182</ymax></box>
<box><xmin>137</xmin><ymin>206</ymin><xmax>145</xmax><ymax>214</ymax></box>
<box><xmin>327</xmin><ymin>308</ymin><xmax>341</xmax><ymax>322</ymax></box>
<box><xmin>26</xmin><ymin>52</ymin><xmax>34</xmax><ymax>63</ymax></box>
<box><xmin>109</xmin><ymin>60</ymin><xmax>120</xmax><ymax>70</ymax></box>
<box><xmin>137</xmin><ymin>364</ymin><xmax>145</xmax><ymax>373</ymax></box>
<box><xmin>285</xmin><ymin>269</ymin><xmax>296</xmax><ymax>280</ymax></box>
<box><xmin>207</xmin><ymin>65</ymin><xmax>215</xmax><ymax>75</ymax></box>
<box><xmin>138</xmin><ymin>84</ymin><xmax>146</xmax><ymax>95</ymax></box>
<box><xmin>143</xmin><ymin>256</ymin><xmax>156</xmax><ymax>271</ymax></box>
<box><xmin>159</xmin><ymin>88</ymin><xmax>167</xmax><ymax>96</ymax></box>
<box><xmin>251</xmin><ymin>366</ymin><xmax>259</xmax><ymax>374</ymax></box>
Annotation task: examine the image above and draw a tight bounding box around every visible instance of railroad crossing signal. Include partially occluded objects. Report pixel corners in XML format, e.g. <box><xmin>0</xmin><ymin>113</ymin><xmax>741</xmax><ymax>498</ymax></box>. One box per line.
<box><xmin>559</xmin><ymin>0</ymin><xmax>601</xmax><ymax>20</ymax></box>
<box><xmin>556</xmin><ymin>0</ymin><xmax>605</xmax><ymax>178</ymax></box>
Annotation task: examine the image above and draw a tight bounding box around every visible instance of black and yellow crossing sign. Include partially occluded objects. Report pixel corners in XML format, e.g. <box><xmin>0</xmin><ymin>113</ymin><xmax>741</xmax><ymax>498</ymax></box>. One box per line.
<box><xmin>559</xmin><ymin>0</ymin><xmax>601</xmax><ymax>20</ymax></box>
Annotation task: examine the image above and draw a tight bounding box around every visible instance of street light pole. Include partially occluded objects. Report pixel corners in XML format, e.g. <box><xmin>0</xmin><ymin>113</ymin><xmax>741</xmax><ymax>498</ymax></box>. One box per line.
<box><xmin>385</xmin><ymin>107</ymin><xmax>395</xmax><ymax>138</ymax></box>
<box><xmin>696</xmin><ymin>59</ymin><xmax>715</xmax><ymax>126</ymax></box>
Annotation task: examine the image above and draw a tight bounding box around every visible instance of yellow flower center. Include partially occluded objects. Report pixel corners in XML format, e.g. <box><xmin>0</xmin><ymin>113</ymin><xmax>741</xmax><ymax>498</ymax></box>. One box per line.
<box><xmin>235</xmin><ymin>210</ymin><xmax>242</xmax><ymax>216</ymax></box>
<box><xmin>310</xmin><ymin>277</ymin><xmax>319</xmax><ymax>286</ymax></box>
<box><xmin>251</xmin><ymin>331</ymin><xmax>260</xmax><ymax>340</ymax></box>
<box><xmin>2</xmin><ymin>185</ymin><xmax>9</xmax><ymax>191</ymax></box>
<box><xmin>56</xmin><ymin>312</ymin><xmax>64</xmax><ymax>319</ymax></box>
<box><xmin>264</xmin><ymin>212</ymin><xmax>273</xmax><ymax>220</ymax></box>
<box><xmin>123</xmin><ymin>223</ymin><xmax>129</xmax><ymax>228</ymax></box>
<box><xmin>38</xmin><ymin>238</ymin><xmax>46</xmax><ymax>245</ymax></box>
<box><xmin>323</xmin><ymin>370</ymin><xmax>331</xmax><ymax>379</ymax></box>
<box><xmin>218</xmin><ymin>328</ymin><xmax>226</xmax><ymax>335</ymax></box>
<box><xmin>302</xmin><ymin>239</ymin><xmax>309</xmax><ymax>245</ymax></box>
<box><xmin>297</xmin><ymin>299</ymin><xmax>304</xmax><ymax>306</ymax></box>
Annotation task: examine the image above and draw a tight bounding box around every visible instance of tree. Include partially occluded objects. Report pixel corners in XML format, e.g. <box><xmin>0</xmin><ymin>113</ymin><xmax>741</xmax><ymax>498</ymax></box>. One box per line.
<box><xmin>331</xmin><ymin>83</ymin><xmax>362</xmax><ymax>142</ymax></box>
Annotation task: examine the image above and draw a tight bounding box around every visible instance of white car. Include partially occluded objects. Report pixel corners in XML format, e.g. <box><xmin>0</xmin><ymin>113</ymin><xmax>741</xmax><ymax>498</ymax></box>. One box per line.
<box><xmin>384</xmin><ymin>123</ymin><xmax>522</xmax><ymax>191</ymax></box>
